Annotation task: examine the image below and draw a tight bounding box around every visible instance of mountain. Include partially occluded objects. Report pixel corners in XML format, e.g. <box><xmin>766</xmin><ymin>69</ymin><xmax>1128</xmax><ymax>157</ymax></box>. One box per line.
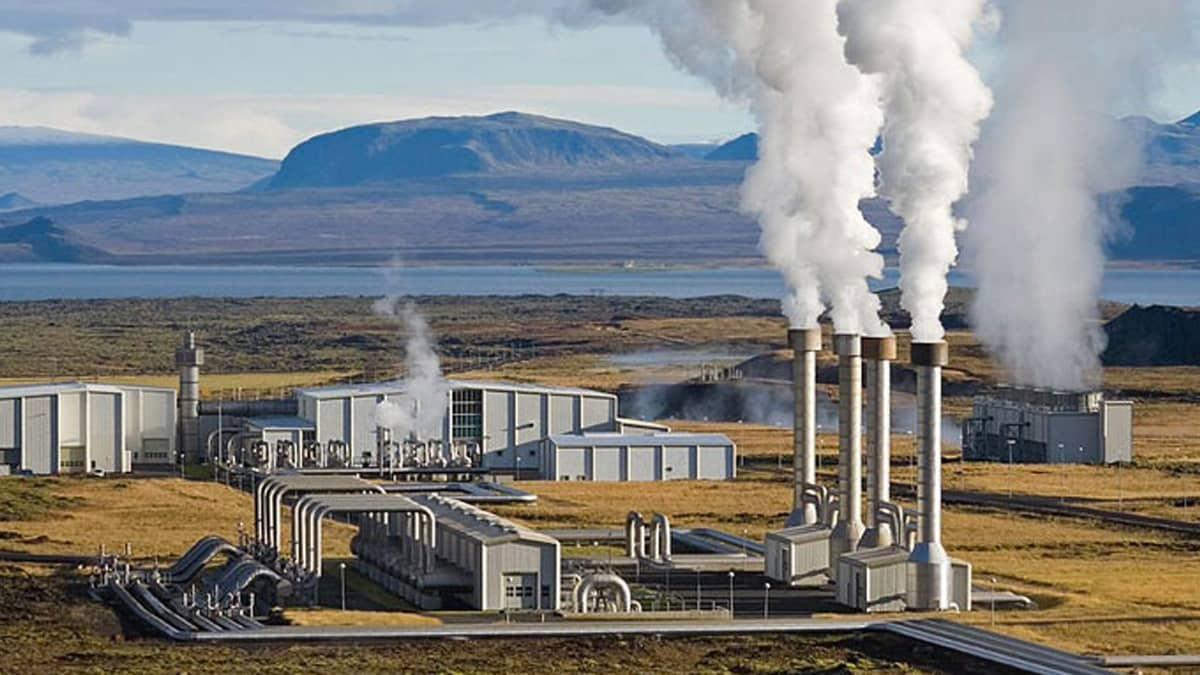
<box><xmin>705</xmin><ymin>133</ymin><xmax>758</xmax><ymax>161</ymax></box>
<box><xmin>1121</xmin><ymin>113</ymin><xmax>1200</xmax><ymax>186</ymax></box>
<box><xmin>0</xmin><ymin>127</ymin><xmax>279</xmax><ymax>205</ymax></box>
<box><xmin>1109</xmin><ymin>184</ymin><xmax>1200</xmax><ymax>260</ymax></box>
<box><xmin>670</xmin><ymin>143</ymin><xmax>721</xmax><ymax>159</ymax></box>
<box><xmin>268</xmin><ymin>112</ymin><xmax>679</xmax><ymax>189</ymax></box>
<box><xmin>0</xmin><ymin>192</ymin><xmax>36</xmax><ymax>211</ymax></box>
<box><xmin>0</xmin><ymin>216</ymin><xmax>108</xmax><ymax>262</ymax></box>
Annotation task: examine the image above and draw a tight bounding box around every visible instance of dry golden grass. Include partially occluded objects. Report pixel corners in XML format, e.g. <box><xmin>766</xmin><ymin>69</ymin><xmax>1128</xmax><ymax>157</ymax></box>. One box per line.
<box><xmin>0</xmin><ymin>371</ymin><xmax>354</xmax><ymax>399</ymax></box>
<box><xmin>0</xmin><ymin>477</ymin><xmax>354</xmax><ymax>561</ymax></box>
<box><xmin>283</xmin><ymin>608</ymin><xmax>441</xmax><ymax>627</ymax></box>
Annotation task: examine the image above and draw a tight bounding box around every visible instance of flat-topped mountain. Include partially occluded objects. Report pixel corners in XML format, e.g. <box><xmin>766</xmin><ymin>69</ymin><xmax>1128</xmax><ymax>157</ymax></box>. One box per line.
<box><xmin>267</xmin><ymin>112</ymin><xmax>680</xmax><ymax>189</ymax></box>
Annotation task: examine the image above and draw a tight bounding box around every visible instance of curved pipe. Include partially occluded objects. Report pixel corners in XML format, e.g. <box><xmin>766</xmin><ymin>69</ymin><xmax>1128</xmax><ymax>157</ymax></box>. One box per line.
<box><xmin>625</xmin><ymin>511</ymin><xmax>646</xmax><ymax>559</ymax></box>
<box><xmin>876</xmin><ymin>502</ymin><xmax>905</xmax><ymax>549</ymax></box>
<box><xmin>650</xmin><ymin>513</ymin><xmax>671</xmax><ymax>562</ymax></box>
<box><xmin>206</xmin><ymin>429</ymin><xmax>240</xmax><ymax>465</ymax></box>
<box><xmin>575</xmin><ymin>573</ymin><xmax>633</xmax><ymax>614</ymax></box>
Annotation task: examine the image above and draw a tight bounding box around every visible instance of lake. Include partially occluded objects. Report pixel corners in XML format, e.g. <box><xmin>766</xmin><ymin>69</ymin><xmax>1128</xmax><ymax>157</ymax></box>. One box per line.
<box><xmin>0</xmin><ymin>263</ymin><xmax>1197</xmax><ymax>306</ymax></box>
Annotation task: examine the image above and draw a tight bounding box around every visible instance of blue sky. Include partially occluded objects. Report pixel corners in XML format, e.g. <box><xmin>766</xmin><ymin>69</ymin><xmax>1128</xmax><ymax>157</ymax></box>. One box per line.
<box><xmin>0</xmin><ymin>4</ymin><xmax>1195</xmax><ymax>159</ymax></box>
<box><xmin>0</xmin><ymin>17</ymin><xmax>751</xmax><ymax>157</ymax></box>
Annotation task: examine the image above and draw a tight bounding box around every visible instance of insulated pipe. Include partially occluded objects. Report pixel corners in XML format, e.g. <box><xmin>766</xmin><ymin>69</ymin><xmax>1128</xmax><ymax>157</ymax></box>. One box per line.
<box><xmin>650</xmin><ymin>513</ymin><xmax>672</xmax><ymax>561</ymax></box>
<box><xmin>786</xmin><ymin>328</ymin><xmax>823</xmax><ymax>527</ymax></box>
<box><xmin>175</xmin><ymin>332</ymin><xmax>204</xmax><ymax>464</ymax></box>
<box><xmin>829</xmin><ymin>334</ymin><xmax>865</xmax><ymax>569</ymax></box>
<box><xmin>876</xmin><ymin>502</ymin><xmax>905</xmax><ymax>550</ymax></box>
<box><xmin>625</xmin><ymin>512</ymin><xmax>645</xmax><ymax>559</ymax></box>
<box><xmin>907</xmin><ymin>341</ymin><xmax>952</xmax><ymax>611</ymax></box>
<box><xmin>861</xmin><ymin>336</ymin><xmax>896</xmax><ymax>549</ymax></box>
<box><xmin>575</xmin><ymin>573</ymin><xmax>633</xmax><ymax>614</ymax></box>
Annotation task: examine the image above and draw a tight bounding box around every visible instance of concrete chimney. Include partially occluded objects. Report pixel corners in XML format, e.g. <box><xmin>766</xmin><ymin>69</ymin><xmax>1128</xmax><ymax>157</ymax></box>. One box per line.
<box><xmin>907</xmin><ymin>341</ymin><xmax>951</xmax><ymax>610</ymax></box>
<box><xmin>176</xmin><ymin>331</ymin><xmax>204</xmax><ymax>465</ymax></box>
<box><xmin>829</xmin><ymin>333</ymin><xmax>865</xmax><ymax>564</ymax></box>
<box><xmin>786</xmin><ymin>327</ymin><xmax>822</xmax><ymax>527</ymax></box>
<box><xmin>861</xmin><ymin>336</ymin><xmax>896</xmax><ymax>549</ymax></box>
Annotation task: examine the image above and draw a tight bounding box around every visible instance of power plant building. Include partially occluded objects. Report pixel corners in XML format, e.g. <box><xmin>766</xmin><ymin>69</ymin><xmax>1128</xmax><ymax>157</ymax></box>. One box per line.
<box><xmin>293</xmin><ymin>379</ymin><xmax>731</xmax><ymax>480</ymax></box>
<box><xmin>962</xmin><ymin>387</ymin><xmax>1133</xmax><ymax>464</ymax></box>
<box><xmin>0</xmin><ymin>382</ymin><xmax>176</xmax><ymax>475</ymax></box>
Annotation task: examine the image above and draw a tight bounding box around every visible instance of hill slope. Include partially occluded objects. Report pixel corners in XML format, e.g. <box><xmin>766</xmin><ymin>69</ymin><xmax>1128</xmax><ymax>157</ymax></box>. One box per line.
<box><xmin>1103</xmin><ymin>305</ymin><xmax>1200</xmax><ymax>366</ymax></box>
<box><xmin>0</xmin><ymin>127</ymin><xmax>279</xmax><ymax>205</ymax></box>
<box><xmin>268</xmin><ymin>112</ymin><xmax>679</xmax><ymax>189</ymax></box>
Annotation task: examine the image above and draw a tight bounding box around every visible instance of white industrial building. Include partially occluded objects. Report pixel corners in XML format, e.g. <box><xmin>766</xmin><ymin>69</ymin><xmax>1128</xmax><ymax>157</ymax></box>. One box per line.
<box><xmin>0</xmin><ymin>382</ymin><xmax>176</xmax><ymax>475</ymax></box>
<box><xmin>355</xmin><ymin>494</ymin><xmax>561</xmax><ymax>611</ymax></box>
<box><xmin>290</xmin><ymin>379</ymin><xmax>733</xmax><ymax>480</ymax></box>
<box><xmin>542</xmin><ymin>433</ymin><xmax>736</xmax><ymax>481</ymax></box>
<box><xmin>962</xmin><ymin>387</ymin><xmax>1133</xmax><ymax>464</ymax></box>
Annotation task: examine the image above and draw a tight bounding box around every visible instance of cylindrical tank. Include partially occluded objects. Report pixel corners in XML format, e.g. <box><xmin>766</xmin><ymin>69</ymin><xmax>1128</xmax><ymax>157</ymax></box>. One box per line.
<box><xmin>907</xmin><ymin>341</ymin><xmax>951</xmax><ymax>611</ymax></box>
<box><xmin>861</xmin><ymin>336</ymin><xmax>896</xmax><ymax>549</ymax></box>
<box><xmin>786</xmin><ymin>327</ymin><xmax>822</xmax><ymax>526</ymax></box>
<box><xmin>829</xmin><ymin>334</ymin><xmax>865</xmax><ymax>568</ymax></box>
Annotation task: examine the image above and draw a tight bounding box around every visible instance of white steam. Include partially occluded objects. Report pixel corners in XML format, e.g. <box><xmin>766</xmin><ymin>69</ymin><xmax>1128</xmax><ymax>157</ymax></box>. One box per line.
<box><xmin>837</xmin><ymin>0</ymin><xmax>993</xmax><ymax>343</ymax></box>
<box><xmin>965</xmin><ymin>0</ymin><xmax>1195</xmax><ymax>390</ymax></box>
<box><xmin>373</xmin><ymin>298</ymin><xmax>450</xmax><ymax>440</ymax></box>
<box><xmin>591</xmin><ymin>0</ymin><xmax>888</xmax><ymax>334</ymax></box>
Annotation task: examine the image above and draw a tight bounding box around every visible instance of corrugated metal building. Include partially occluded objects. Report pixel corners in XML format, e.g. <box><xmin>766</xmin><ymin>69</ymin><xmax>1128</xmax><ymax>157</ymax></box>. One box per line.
<box><xmin>962</xmin><ymin>387</ymin><xmax>1133</xmax><ymax>464</ymax></box>
<box><xmin>542</xmin><ymin>433</ymin><xmax>736</xmax><ymax>481</ymax></box>
<box><xmin>0</xmin><ymin>382</ymin><xmax>176</xmax><ymax>475</ymax></box>
<box><xmin>293</xmin><ymin>379</ymin><xmax>726</xmax><ymax>480</ymax></box>
<box><xmin>764</xmin><ymin>525</ymin><xmax>831</xmax><ymax>587</ymax></box>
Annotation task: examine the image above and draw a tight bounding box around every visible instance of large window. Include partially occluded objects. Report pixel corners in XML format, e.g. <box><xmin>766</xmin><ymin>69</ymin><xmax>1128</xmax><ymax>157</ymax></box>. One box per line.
<box><xmin>451</xmin><ymin>389</ymin><xmax>483</xmax><ymax>442</ymax></box>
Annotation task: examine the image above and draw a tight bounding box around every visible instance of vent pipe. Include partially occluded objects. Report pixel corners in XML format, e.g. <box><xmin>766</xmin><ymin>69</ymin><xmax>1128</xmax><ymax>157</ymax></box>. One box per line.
<box><xmin>786</xmin><ymin>328</ymin><xmax>822</xmax><ymax>526</ymax></box>
<box><xmin>907</xmin><ymin>341</ymin><xmax>951</xmax><ymax>610</ymax></box>
<box><xmin>176</xmin><ymin>331</ymin><xmax>204</xmax><ymax>464</ymax></box>
<box><xmin>829</xmin><ymin>334</ymin><xmax>865</xmax><ymax>565</ymax></box>
<box><xmin>861</xmin><ymin>336</ymin><xmax>896</xmax><ymax>548</ymax></box>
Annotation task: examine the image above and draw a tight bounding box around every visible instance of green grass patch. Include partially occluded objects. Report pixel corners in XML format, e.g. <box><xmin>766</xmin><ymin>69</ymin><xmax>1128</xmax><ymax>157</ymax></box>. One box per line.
<box><xmin>0</xmin><ymin>479</ymin><xmax>77</xmax><ymax>521</ymax></box>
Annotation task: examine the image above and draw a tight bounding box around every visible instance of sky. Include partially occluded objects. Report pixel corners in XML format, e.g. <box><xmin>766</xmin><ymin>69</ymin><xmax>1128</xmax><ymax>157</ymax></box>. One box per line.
<box><xmin>0</xmin><ymin>1</ymin><xmax>1196</xmax><ymax>159</ymax></box>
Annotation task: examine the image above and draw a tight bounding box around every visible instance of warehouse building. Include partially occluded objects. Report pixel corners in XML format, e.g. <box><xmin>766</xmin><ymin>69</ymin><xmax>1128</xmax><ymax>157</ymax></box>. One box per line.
<box><xmin>962</xmin><ymin>386</ymin><xmax>1133</xmax><ymax>464</ymax></box>
<box><xmin>291</xmin><ymin>379</ymin><xmax>726</xmax><ymax>480</ymax></box>
<box><xmin>0</xmin><ymin>382</ymin><xmax>176</xmax><ymax>475</ymax></box>
<box><xmin>542</xmin><ymin>432</ymin><xmax>736</xmax><ymax>481</ymax></box>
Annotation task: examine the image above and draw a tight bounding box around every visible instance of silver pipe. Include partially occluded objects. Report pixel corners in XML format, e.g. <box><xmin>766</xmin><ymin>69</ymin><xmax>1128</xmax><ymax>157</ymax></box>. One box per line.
<box><xmin>787</xmin><ymin>328</ymin><xmax>822</xmax><ymax>526</ymax></box>
<box><xmin>175</xmin><ymin>332</ymin><xmax>204</xmax><ymax>464</ymax></box>
<box><xmin>862</xmin><ymin>336</ymin><xmax>896</xmax><ymax>549</ymax></box>
<box><xmin>830</xmin><ymin>334</ymin><xmax>865</xmax><ymax>568</ymax></box>
<box><xmin>907</xmin><ymin>341</ymin><xmax>952</xmax><ymax>611</ymax></box>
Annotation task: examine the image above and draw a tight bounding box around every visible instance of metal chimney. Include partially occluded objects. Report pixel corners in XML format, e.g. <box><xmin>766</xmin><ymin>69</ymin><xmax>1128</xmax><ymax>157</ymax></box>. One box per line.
<box><xmin>861</xmin><ymin>336</ymin><xmax>896</xmax><ymax>549</ymax></box>
<box><xmin>907</xmin><ymin>341</ymin><xmax>951</xmax><ymax>610</ymax></box>
<box><xmin>175</xmin><ymin>331</ymin><xmax>204</xmax><ymax>465</ymax></box>
<box><xmin>786</xmin><ymin>328</ymin><xmax>822</xmax><ymax>526</ymax></box>
<box><xmin>829</xmin><ymin>334</ymin><xmax>865</xmax><ymax>564</ymax></box>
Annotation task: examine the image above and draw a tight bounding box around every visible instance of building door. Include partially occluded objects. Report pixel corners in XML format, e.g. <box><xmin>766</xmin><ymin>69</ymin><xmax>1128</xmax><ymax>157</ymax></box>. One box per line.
<box><xmin>779</xmin><ymin>549</ymin><xmax>789</xmax><ymax>581</ymax></box>
<box><xmin>503</xmin><ymin>573</ymin><xmax>538</xmax><ymax>610</ymax></box>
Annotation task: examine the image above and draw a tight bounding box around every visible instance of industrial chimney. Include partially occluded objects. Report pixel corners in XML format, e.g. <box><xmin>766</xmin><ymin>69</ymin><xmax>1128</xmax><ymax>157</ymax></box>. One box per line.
<box><xmin>861</xmin><ymin>336</ymin><xmax>896</xmax><ymax>549</ymax></box>
<box><xmin>786</xmin><ymin>328</ymin><xmax>822</xmax><ymax>526</ymax></box>
<box><xmin>907</xmin><ymin>341</ymin><xmax>951</xmax><ymax>610</ymax></box>
<box><xmin>829</xmin><ymin>333</ymin><xmax>865</xmax><ymax>563</ymax></box>
<box><xmin>176</xmin><ymin>331</ymin><xmax>204</xmax><ymax>465</ymax></box>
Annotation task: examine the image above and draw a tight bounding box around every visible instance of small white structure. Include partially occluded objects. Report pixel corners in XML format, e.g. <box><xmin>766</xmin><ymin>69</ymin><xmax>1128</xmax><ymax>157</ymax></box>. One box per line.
<box><xmin>963</xmin><ymin>387</ymin><xmax>1133</xmax><ymax>464</ymax></box>
<box><xmin>764</xmin><ymin>524</ymin><xmax>831</xmax><ymax>588</ymax></box>
<box><xmin>0</xmin><ymin>382</ymin><xmax>176</xmax><ymax>475</ymax></box>
<box><xmin>542</xmin><ymin>433</ymin><xmax>736</xmax><ymax>482</ymax></box>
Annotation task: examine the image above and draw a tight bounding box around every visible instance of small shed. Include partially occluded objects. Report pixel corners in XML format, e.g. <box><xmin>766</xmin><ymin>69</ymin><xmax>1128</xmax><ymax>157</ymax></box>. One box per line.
<box><xmin>542</xmin><ymin>432</ymin><xmax>736</xmax><ymax>481</ymax></box>
<box><xmin>764</xmin><ymin>524</ymin><xmax>830</xmax><ymax>587</ymax></box>
<box><xmin>836</xmin><ymin>546</ymin><xmax>909</xmax><ymax>612</ymax></box>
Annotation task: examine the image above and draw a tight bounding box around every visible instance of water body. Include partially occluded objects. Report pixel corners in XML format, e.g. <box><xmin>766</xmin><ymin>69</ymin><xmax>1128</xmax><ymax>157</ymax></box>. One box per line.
<box><xmin>0</xmin><ymin>263</ymin><xmax>1197</xmax><ymax>306</ymax></box>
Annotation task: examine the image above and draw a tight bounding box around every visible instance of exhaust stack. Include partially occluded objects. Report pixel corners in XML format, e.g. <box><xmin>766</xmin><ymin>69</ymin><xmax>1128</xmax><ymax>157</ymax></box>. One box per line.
<box><xmin>861</xmin><ymin>336</ymin><xmax>896</xmax><ymax>549</ymax></box>
<box><xmin>907</xmin><ymin>341</ymin><xmax>951</xmax><ymax>610</ymax></box>
<box><xmin>786</xmin><ymin>328</ymin><xmax>822</xmax><ymax>526</ymax></box>
<box><xmin>176</xmin><ymin>331</ymin><xmax>204</xmax><ymax>464</ymax></box>
<box><xmin>829</xmin><ymin>334</ymin><xmax>865</xmax><ymax>563</ymax></box>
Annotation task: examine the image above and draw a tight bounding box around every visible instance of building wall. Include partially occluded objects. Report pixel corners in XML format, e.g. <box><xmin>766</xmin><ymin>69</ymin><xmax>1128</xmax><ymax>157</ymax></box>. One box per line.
<box><xmin>22</xmin><ymin>396</ymin><xmax>55</xmax><ymax>474</ymax></box>
<box><xmin>1103</xmin><ymin>401</ymin><xmax>1133</xmax><ymax>464</ymax></box>
<box><xmin>546</xmin><ymin>442</ymin><xmax>735</xmax><ymax>482</ymax></box>
<box><xmin>481</xmin><ymin>540</ymin><xmax>559</xmax><ymax>611</ymax></box>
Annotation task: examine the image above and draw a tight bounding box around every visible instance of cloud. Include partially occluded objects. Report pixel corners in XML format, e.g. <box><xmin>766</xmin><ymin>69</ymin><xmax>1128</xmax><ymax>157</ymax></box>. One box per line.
<box><xmin>0</xmin><ymin>1</ymin><xmax>597</xmax><ymax>54</ymax></box>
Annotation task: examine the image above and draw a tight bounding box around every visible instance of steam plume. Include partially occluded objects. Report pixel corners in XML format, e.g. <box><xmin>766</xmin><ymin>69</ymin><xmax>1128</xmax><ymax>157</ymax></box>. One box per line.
<box><xmin>965</xmin><ymin>0</ymin><xmax>1194</xmax><ymax>389</ymax></box>
<box><xmin>373</xmin><ymin>297</ymin><xmax>450</xmax><ymax>440</ymax></box>
<box><xmin>592</xmin><ymin>0</ymin><xmax>888</xmax><ymax>334</ymax></box>
<box><xmin>837</xmin><ymin>0</ymin><xmax>993</xmax><ymax>342</ymax></box>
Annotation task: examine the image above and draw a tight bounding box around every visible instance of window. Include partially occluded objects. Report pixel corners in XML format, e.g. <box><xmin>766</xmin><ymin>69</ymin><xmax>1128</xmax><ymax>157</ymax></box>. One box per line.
<box><xmin>451</xmin><ymin>389</ymin><xmax>483</xmax><ymax>442</ymax></box>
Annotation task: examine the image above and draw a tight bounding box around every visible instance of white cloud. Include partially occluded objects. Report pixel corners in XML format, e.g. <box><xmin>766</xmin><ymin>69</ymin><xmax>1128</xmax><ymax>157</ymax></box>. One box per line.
<box><xmin>0</xmin><ymin>84</ymin><xmax>725</xmax><ymax>156</ymax></box>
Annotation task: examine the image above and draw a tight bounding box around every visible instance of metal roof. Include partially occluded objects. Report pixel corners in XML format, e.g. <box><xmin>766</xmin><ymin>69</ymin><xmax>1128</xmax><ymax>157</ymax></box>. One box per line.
<box><xmin>547</xmin><ymin>432</ymin><xmax>734</xmax><ymax>447</ymax></box>
<box><xmin>412</xmin><ymin>494</ymin><xmax>557</xmax><ymax>546</ymax></box>
<box><xmin>245</xmin><ymin>416</ymin><xmax>316</xmax><ymax>431</ymax></box>
<box><xmin>0</xmin><ymin>381</ymin><xmax>175</xmax><ymax>399</ymax></box>
<box><xmin>294</xmin><ymin>378</ymin><xmax>613</xmax><ymax>401</ymax></box>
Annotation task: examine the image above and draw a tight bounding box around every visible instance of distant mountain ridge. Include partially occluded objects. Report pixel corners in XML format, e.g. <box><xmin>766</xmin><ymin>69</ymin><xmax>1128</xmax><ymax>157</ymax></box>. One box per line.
<box><xmin>268</xmin><ymin>112</ymin><xmax>680</xmax><ymax>189</ymax></box>
<box><xmin>0</xmin><ymin>126</ymin><xmax>278</xmax><ymax>205</ymax></box>
<box><xmin>0</xmin><ymin>192</ymin><xmax>36</xmax><ymax>212</ymax></box>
